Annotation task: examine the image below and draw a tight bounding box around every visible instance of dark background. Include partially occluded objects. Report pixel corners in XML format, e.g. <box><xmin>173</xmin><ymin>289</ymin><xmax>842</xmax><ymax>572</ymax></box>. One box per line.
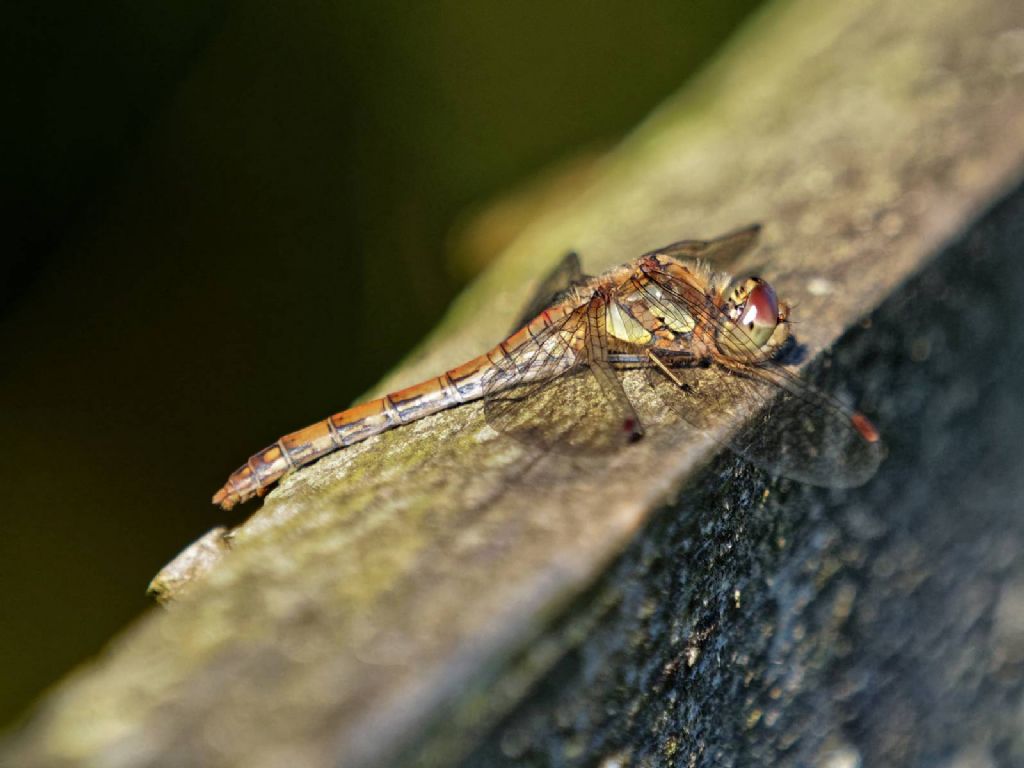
<box><xmin>0</xmin><ymin>1</ymin><xmax>766</xmax><ymax>727</ymax></box>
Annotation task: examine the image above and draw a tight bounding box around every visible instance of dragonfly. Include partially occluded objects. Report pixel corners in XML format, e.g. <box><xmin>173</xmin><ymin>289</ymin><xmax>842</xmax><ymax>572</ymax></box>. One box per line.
<box><xmin>213</xmin><ymin>224</ymin><xmax>883</xmax><ymax>510</ymax></box>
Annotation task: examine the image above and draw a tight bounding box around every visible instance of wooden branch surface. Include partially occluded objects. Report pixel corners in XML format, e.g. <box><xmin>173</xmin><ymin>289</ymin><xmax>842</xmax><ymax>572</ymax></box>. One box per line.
<box><xmin>4</xmin><ymin>0</ymin><xmax>1024</xmax><ymax>766</ymax></box>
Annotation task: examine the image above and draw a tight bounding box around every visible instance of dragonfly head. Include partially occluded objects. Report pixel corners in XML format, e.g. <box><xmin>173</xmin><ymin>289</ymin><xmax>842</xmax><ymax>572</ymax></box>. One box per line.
<box><xmin>722</xmin><ymin>276</ymin><xmax>786</xmax><ymax>351</ymax></box>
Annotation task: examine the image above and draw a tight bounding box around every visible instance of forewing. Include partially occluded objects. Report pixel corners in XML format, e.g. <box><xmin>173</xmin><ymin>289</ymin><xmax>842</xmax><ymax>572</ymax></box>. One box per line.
<box><xmin>646</xmin><ymin>361</ymin><xmax>883</xmax><ymax>487</ymax></box>
<box><xmin>643</xmin><ymin>224</ymin><xmax>761</xmax><ymax>269</ymax></box>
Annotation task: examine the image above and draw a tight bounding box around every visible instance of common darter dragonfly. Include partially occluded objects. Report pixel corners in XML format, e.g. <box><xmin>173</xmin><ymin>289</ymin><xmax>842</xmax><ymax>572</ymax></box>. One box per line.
<box><xmin>213</xmin><ymin>225</ymin><xmax>882</xmax><ymax>510</ymax></box>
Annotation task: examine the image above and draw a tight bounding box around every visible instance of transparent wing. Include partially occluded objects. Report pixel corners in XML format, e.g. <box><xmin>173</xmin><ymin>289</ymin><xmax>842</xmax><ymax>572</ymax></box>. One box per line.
<box><xmin>642</xmin><ymin>223</ymin><xmax>762</xmax><ymax>269</ymax></box>
<box><xmin>484</xmin><ymin>295</ymin><xmax>644</xmax><ymax>454</ymax></box>
<box><xmin>509</xmin><ymin>250</ymin><xmax>588</xmax><ymax>333</ymax></box>
<box><xmin>636</xmin><ymin>265</ymin><xmax>884</xmax><ymax>487</ymax></box>
<box><xmin>646</xmin><ymin>361</ymin><xmax>883</xmax><ymax>487</ymax></box>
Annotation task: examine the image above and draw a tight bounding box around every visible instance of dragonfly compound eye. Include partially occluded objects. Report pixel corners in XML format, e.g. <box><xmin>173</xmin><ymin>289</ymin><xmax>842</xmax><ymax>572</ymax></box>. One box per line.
<box><xmin>725</xmin><ymin>277</ymin><xmax>780</xmax><ymax>350</ymax></box>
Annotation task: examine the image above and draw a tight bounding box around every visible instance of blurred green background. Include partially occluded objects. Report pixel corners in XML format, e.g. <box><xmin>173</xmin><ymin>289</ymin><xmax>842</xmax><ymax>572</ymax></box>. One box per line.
<box><xmin>0</xmin><ymin>1</ymin><xmax>765</xmax><ymax>726</ymax></box>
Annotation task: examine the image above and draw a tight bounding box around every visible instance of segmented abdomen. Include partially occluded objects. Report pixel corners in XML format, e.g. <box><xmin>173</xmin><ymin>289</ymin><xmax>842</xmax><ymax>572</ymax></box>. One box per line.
<box><xmin>212</xmin><ymin>303</ymin><xmax>572</xmax><ymax>510</ymax></box>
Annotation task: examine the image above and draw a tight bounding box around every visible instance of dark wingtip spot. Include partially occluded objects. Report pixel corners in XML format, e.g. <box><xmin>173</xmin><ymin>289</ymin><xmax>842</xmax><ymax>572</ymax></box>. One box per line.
<box><xmin>623</xmin><ymin>418</ymin><xmax>645</xmax><ymax>443</ymax></box>
<box><xmin>851</xmin><ymin>411</ymin><xmax>881</xmax><ymax>443</ymax></box>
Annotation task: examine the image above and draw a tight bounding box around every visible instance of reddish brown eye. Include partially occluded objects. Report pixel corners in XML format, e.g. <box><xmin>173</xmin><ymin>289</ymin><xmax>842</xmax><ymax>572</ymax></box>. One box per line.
<box><xmin>737</xmin><ymin>279</ymin><xmax>780</xmax><ymax>347</ymax></box>
<box><xmin>747</xmin><ymin>279</ymin><xmax>779</xmax><ymax>323</ymax></box>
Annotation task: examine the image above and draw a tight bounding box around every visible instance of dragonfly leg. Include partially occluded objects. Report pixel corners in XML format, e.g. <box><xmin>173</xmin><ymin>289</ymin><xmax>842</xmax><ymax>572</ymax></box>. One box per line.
<box><xmin>647</xmin><ymin>349</ymin><xmax>685</xmax><ymax>387</ymax></box>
